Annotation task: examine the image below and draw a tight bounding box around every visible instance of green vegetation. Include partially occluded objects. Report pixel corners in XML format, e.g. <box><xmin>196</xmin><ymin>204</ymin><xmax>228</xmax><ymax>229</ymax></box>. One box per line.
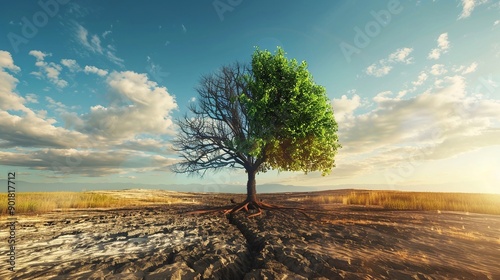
<box><xmin>0</xmin><ymin>192</ymin><xmax>182</xmax><ymax>215</ymax></box>
<box><xmin>174</xmin><ymin>47</ymin><xmax>340</xmax><ymax>209</ymax></box>
<box><xmin>305</xmin><ymin>191</ymin><xmax>500</xmax><ymax>215</ymax></box>
<box><xmin>244</xmin><ymin>47</ymin><xmax>341</xmax><ymax>176</ymax></box>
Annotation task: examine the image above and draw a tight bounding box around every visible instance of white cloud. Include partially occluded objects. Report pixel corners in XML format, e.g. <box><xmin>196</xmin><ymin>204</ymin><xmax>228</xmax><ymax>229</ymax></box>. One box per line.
<box><xmin>0</xmin><ymin>51</ymin><xmax>21</xmax><ymax>72</ymax></box>
<box><xmin>105</xmin><ymin>50</ymin><xmax>124</xmax><ymax>67</ymax></box>
<box><xmin>61</xmin><ymin>59</ymin><xmax>81</xmax><ymax>72</ymax></box>
<box><xmin>73</xmin><ymin>22</ymin><xmax>124</xmax><ymax>67</ymax></box>
<box><xmin>430</xmin><ymin>64</ymin><xmax>448</xmax><ymax>75</ymax></box>
<box><xmin>459</xmin><ymin>0</ymin><xmax>487</xmax><ymax>19</ymax></box>
<box><xmin>25</xmin><ymin>93</ymin><xmax>38</xmax><ymax>103</ymax></box>
<box><xmin>437</xmin><ymin>33</ymin><xmax>450</xmax><ymax>49</ymax></box>
<box><xmin>494</xmin><ymin>20</ymin><xmax>500</xmax><ymax>26</ymax></box>
<box><xmin>0</xmin><ymin>52</ymin><xmax>28</xmax><ymax>112</ymax></box>
<box><xmin>46</xmin><ymin>96</ymin><xmax>67</xmax><ymax>110</ymax></box>
<box><xmin>80</xmin><ymin>71</ymin><xmax>177</xmax><ymax>139</ymax></box>
<box><xmin>102</xmin><ymin>30</ymin><xmax>112</xmax><ymax>38</ymax></box>
<box><xmin>29</xmin><ymin>50</ymin><xmax>68</xmax><ymax>88</ymax></box>
<box><xmin>0</xmin><ymin>51</ymin><xmax>178</xmax><ymax>176</ymax></box>
<box><xmin>388</xmin><ymin>47</ymin><xmax>414</xmax><ymax>64</ymax></box>
<box><xmin>332</xmin><ymin>94</ymin><xmax>361</xmax><ymax>124</ymax></box>
<box><xmin>76</xmin><ymin>23</ymin><xmax>103</xmax><ymax>54</ymax></box>
<box><xmin>84</xmin><ymin>65</ymin><xmax>108</xmax><ymax>76</ymax></box>
<box><xmin>366</xmin><ymin>64</ymin><xmax>392</xmax><ymax>77</ymax></box>
<box><xmin>412</xmin><ymin>71</ymin><xmax>428</xmax><ymax>86</ymax></box>
<box><xmin>335</xmin><ymin>74</ymin><xmax>500</xmax><ymax>180</ymax></box>
<box><xmin>373</xmin><ymin>90</ymin><xmax>406</xmax><ymax>103</ymax></box>
<box><xmin>28</xmin><ymin>50</ymin><xmax>48</xmax><ymax>61</ymax></box>
<box><xmin>462</xmin><ymin>62</ymin><xmax>478</xmax><ymax>74</ymax></box>
<box><xmin>365</xmin><ymin>48</ymin><xmax>414</xmax><ymax>77</ymax></box>
<box><xmin>0</xmin><ymin>52</ymin><xmax>88</xmax><ymax>148</ymax></box>
<box><xmin>428</xmin><ymin>33</ymin><xmax>450</xmax><ymax>60</ymax></box>
<box><xmin>0</xmin><ymin>149</ymin><xmax>178</xmax><ymax>176</ymax></box>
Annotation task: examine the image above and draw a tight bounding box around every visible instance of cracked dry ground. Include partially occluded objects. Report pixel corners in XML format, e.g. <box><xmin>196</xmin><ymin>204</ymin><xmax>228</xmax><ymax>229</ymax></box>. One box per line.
<box><xmin>1</xmin><ymin>194</ymin><xmax>500</xmax><ymax>279</ymax></box>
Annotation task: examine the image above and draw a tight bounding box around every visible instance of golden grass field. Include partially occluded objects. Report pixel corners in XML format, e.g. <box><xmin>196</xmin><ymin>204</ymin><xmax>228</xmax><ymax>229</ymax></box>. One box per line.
<box><xmin>2</xmin><ymin>189</ymin><xmax>499</xmax><ymax>216</ymax></box>
<box><xmin>304</xmin><ymin>190</ymin><xmax>500</xmax><ymax>215</ymax></box>
<box><xmin>0</xmin><ymin>191</ymin><xmax>184</xmax><ymax>215</ymax></box>
<box><xmin>1</xmin><ymin>189</ymin><xmax>499</xmax><ymax>279</ymax></box>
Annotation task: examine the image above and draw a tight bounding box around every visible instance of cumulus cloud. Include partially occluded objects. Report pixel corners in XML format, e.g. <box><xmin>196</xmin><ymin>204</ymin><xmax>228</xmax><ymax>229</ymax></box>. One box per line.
<box><xmin>61</xmin><ymin>59</ymin><xmax>81</xmax><ymax>72</ymax></box>
<box><xmin>25</xmin><ymin>93</ymin><xmax>38</xmax><ymax>103</ymax></box>
<box><xmin>0</xmin><ymin>51</ymin><xmax>21</xmax><ymax>72</ymax></box>
<box><xmin>332</xmin><ymin>93</ymin><xmax>361</xmax><ymax>125</ymax></box>
<box><xmin>430</xmin><ymin>64</ymin><xmax>448</xmax><ymax>75</ymax></box>
<box><xmin>84</xmin><ymin>65</ymin><xmax>108</xmax><ymax>76</ymax></box>
<box><xmin>454</xmin><ymin>62</ymin><xmax>478</xmax><ymax>75</ymax></box>
<box><xmin>80</xmin><ymin>71</ymin><xmax>177</xmax><ymax>139</ymax></box>
<box><xmin>29</xmin><ymin>50</ymin><xmax>68</xmax><ymax>88</ymax></box>
<box><xmin>366</xmin><ymin>64</ymin><xmax>392</xmax><ymax>77</ymax></box>
<box><xmin>28</xmin><ymin>50</ymin><xmax>48</xmax><ymax>61</ymax></box>
<box><xmin>0</xmin><ymin>51</ymin><xmax>28</xmax><ymax>113</ymax></box>
<box><xmin>459</xmin><ymin>0</ymin><xmax>487</xmax><ymax>19</ymax></box>
<box><xmin>0</xmin><ymin>149</ymin><xmax>178</xmax><ymax>176</ymax></box>
<box><xmin>388</xmin><ymin>48</ymin><xmax>414</xmax><ymax>64</ymax></box>
<box><xmin>428</xmin><ymin>33</ymin><xmax>450</xmax><ymax>60</ymax></box>
<box><xmin>366</xmin><ymin>48</ymin><xmax>414</xmax><ymax>77</ymax></box>
<box><xmin>462</xmin><ymin>62</ymin><xmax>478</xmax><ymax>74</ymax></box>
<box><xmin>412</xmin><ymin>71</ymin><xmax>428</xmax><ymax>86</ymax></box>
<box><xmin>0</xmin><ymin>51</ymin><xmax>178</xmax><ymax>177</ymax></box>
<box><xmin>335</xmin><ymin>74</ymin><xmax>500</xmax><ymax>181</ymax></box>
<box><xmin>373</xmin><ymin>90</ymin><xmax>407</xmax><ymax>103</ymax></box>
<box><xmin>118</xmin><ymin>138</ymin><xmax>175</xmax><ymax>155</ymax></box>
<box><xmin>0</xmin><ymin>52</ymin><xmax>88</xmax><ymax>148</ymax></box>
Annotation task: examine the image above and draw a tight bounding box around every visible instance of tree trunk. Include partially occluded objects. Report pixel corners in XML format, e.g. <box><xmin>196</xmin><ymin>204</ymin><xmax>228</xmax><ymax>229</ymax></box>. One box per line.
<box><xmin>246</xmin><ymin>169</ymin><xmax>257</xmax><ymax>202</ymax></box>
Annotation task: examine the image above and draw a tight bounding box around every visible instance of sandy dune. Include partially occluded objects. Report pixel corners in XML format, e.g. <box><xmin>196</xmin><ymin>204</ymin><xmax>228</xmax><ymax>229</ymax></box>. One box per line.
<box><xmin>1</xmin><ymin>189</ymin><xmax>499</xmax><ymax>279</ymax></box>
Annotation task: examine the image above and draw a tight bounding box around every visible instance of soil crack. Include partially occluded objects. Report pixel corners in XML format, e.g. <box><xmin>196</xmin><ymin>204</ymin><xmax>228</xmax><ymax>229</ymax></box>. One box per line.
<box><xmin>227</xmin><ymin>213</ymin><xmax>266</xmax><ymax>275</ymax></box>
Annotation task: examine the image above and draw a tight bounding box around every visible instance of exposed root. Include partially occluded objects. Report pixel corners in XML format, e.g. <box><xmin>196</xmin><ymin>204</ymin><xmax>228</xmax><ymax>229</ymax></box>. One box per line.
<box><xmin>186</xmin><ymin>199</ymin><xmax>316</xmax><ymax>220</ymax></box>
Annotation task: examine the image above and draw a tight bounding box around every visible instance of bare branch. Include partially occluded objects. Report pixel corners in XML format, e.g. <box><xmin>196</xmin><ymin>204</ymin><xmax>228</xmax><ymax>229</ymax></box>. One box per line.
<box><xmin>172</xmin><ymin>63</ymin><xmax>259</xmax><ymax>176</ymax></box>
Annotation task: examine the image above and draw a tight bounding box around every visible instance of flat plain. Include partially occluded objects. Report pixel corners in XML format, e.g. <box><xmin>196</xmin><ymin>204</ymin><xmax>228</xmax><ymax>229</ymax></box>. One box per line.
<box><xmin>1</xmin><ymin>189</ymin><xmax>499</xmax><ymax>279</ymax></box>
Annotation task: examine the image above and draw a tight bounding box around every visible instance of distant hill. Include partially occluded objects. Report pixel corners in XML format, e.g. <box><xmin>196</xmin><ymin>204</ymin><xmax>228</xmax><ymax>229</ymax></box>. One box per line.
<box><xmin>0</xmin><ymin>179</ymin><xmax>392</xmax><ymax>193</ymax></box>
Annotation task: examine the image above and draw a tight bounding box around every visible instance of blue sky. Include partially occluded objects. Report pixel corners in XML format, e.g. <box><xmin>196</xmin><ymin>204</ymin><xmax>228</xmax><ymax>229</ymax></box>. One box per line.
<box><xmin>1</xmin><ymin>0</ymin><xmax>499</xmax><ymax>194</ymax></box>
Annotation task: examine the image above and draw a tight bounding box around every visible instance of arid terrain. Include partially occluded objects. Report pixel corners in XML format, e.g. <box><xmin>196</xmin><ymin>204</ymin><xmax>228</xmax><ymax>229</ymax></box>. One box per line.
<box><xmin>1</xmin><ymin>189</ymin><xmax>500</xmax><ymax>280</ymax></box>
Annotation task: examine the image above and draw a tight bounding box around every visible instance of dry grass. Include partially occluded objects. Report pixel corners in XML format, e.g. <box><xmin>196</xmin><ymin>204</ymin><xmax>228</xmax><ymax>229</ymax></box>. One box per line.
<box><xmin>0</xmin><ymin>191</ymin><xmax>183</xmax><ymax>215</ymax></box>
<box><xmin>305</xmin><ymin>191</ymin><xmax>500</xmax><ymax>215</ymax></box>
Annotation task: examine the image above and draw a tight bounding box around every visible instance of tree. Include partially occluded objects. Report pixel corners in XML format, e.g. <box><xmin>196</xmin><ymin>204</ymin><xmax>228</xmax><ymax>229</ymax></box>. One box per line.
<box><xmin>173</xmin><ymin>48</ymin><xmax>340</xmax><ymax>217</ymax></box>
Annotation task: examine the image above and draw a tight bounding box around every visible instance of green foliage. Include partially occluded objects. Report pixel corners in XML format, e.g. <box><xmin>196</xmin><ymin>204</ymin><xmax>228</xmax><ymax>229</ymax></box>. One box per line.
<box><xmin>243</xmin><ymin>47</ymin><xmax>341</xmax><ymax>175</ymax></box>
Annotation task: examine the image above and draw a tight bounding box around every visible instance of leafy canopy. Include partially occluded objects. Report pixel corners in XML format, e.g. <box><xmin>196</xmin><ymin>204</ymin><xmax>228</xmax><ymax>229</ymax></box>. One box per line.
<box><xmin>241</xmin><ymin>47</ymin><xmax>341</xmax><ymax>175</ymax></box>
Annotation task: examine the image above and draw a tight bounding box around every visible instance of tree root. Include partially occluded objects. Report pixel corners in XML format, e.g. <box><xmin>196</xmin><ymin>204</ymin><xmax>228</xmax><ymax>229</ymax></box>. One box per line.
<box><xmin>186</xmin><ymin>199</ymin><xmax>316</xmax><ymax>220</ymax></box>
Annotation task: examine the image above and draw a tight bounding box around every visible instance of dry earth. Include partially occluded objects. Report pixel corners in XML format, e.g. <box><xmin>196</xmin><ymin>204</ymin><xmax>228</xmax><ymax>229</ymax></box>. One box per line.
<box><xmin>1</xmin><ymin>189</ymin><xmax>500</xmax><ymax>280</ymax></box>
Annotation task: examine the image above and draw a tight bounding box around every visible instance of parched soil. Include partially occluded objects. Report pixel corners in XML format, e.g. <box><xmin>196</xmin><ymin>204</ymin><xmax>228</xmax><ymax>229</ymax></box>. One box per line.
<box><xmin>1</xmin><ymin>189</ymin><xmax>499</xmax><ymax>279</ymax></box>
